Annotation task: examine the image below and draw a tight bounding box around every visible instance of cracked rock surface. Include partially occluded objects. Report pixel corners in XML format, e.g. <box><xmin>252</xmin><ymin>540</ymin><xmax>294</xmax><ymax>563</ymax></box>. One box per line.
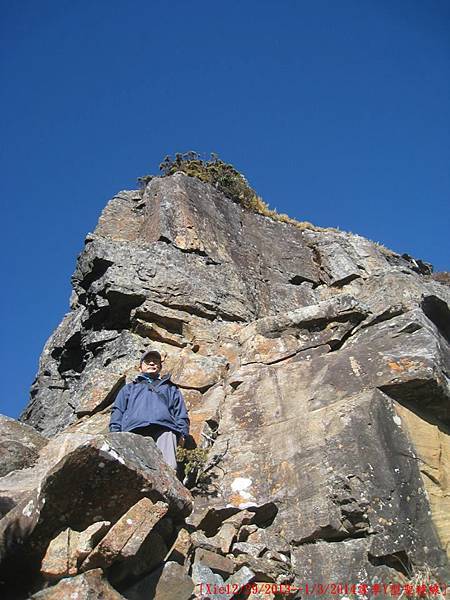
<box><xmin>1</xmin><ymin>172</ymin><xmax>448</xmax><ymax>598</ymax></box>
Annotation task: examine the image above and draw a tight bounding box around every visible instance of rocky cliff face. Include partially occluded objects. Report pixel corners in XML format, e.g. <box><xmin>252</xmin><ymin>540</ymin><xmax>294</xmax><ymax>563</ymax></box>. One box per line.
<box><xmin>1</xmin><ymin>172</ymin><xmax>449</xmax><ymax>598</ymax></box>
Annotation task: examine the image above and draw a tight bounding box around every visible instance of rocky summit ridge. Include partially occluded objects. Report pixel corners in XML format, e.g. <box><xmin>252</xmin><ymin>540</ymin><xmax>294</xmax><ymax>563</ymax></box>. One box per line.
<box><xmin>1</xmin><ymin>171</ymin><xmax>449</xmax><ymax>599</ymax></box>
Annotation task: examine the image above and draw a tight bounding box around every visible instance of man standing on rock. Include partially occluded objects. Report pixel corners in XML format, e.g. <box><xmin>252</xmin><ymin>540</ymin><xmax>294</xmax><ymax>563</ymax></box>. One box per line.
<box><xmin>109</xmin><ymin>350</ymin><xmax>189</xmax><ymax>469</ymax></box>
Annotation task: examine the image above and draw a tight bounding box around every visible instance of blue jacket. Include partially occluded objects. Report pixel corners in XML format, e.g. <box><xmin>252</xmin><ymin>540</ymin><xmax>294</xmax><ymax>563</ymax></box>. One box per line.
<box><xmin>109</xmin><ymin>373</ymin><xmax>190</xmax><ymax>437</ymax></box>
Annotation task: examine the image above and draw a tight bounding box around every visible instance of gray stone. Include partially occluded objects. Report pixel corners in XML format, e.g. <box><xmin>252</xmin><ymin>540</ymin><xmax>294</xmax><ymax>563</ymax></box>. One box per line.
<box><xmin>202</xmin><ymin>375</ymin><xmax>448</xmax><ymax>577</ymax></box>
<box><xmin>224</xmin><ymin>565</ymin><xmax>255</xmax><ymax>589</ymax></box>
<box><xmin>194</xmin><ymin>547</ymin><xmax>235</xmax><ymax>578</ymax></box>
<box><xmin>14</xmin><ymin>171</ymin><xmax>450</xmax><ymax>590</ymax></box>
<box><xmin>0</xmin><ymin>433</ymin><xmax>191</xmax><ymax>592</ymax></box>
<box><xmin>232</xmin><ymin>542</ymin><xmax>265</xmax><ymax>558</ymax></box>
<box><xmin>233</xmin><ymin>554</ymin><xmax>291</xmax><ymax>583</ymax></box>
<box><xmin>21</xmin><ymin>174</ymin><xmax>322</xmax><ymax>435</ymax></box>
<box><xmin>109</xmin><ymin>530</ymin><xmax>168</xmax><ymax>584</ymax></box>
<box><xmin>190</xmin><ymin>515</ymin><xmax>249</xmax><ymax>554</ymax></box>
<box><xmin>238</xmin><ymin>294</ymin><xmax>368</xmax><ymax>365</ymax></box>
<box><xmin>0</xmin><ymin>431</ymin><xmax>94</xmax><ymax>518</ymax></box>
<box><xmin>191</xmin><ymin>562</ymin><xmax>226</xmax><ymax>600</ymax></box>
<box><xmin>123</xmin><ymin>561</ymin><xmax>194</xmax><ymax>600</ymax></box>
<box><xmin>0</xmin><ymin>415</ymin><xmax>47</xmax><ymax>480</ymax></box>
<box><xmin>291</xmin><ymin>537</ymin><xmax>406</xmax><ymax>591</ymax></box>
<box><xmin>209</xmin><ymin>522</ymin><xmax>236</xmax><ymax>554</ymax></box>
<box><xmin>190</xmin><ymin>530</ymin><xmax>221</xmax><ymax>553</ymax></box>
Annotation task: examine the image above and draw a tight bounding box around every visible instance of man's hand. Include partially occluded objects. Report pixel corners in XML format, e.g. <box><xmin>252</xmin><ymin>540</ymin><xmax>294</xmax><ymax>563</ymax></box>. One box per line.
<box><xmin>178</xmin><ymin>435</ymin><xmax>185</xmax><ymax>448</ymax></box>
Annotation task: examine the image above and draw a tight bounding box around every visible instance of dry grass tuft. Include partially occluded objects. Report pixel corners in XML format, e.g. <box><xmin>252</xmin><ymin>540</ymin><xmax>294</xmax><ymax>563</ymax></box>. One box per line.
<box><xmin>138</xmin><ymin>152</ymin><xmax>332</xmax><ymax>232</ymax></box>
<box><xmin>397</xmin><ymin>564</ymin><xmax>446</xmax><ymax>599</ymax></box>
<box><xmin>429</xmin><ymin>272</ymin><xmax>450</xmax><ymax>286</ymax></box>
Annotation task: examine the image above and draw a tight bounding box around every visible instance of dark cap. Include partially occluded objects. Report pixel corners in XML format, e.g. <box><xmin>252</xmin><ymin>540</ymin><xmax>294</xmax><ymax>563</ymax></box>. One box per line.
<box><xmin>140</xmin><ymin>349</ymin><xmax>162</xmax><ymax>364</ymax></box>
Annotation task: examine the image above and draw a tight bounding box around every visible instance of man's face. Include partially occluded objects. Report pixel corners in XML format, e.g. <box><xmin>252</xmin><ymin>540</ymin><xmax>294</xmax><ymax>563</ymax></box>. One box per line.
<box><xmin>140</xmin><ymin>354</ymin><xmax>162</xmax><ymax>376</ymax></box>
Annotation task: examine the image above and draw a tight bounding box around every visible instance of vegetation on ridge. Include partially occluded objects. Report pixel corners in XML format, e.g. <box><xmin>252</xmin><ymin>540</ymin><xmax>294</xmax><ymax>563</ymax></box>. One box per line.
<box><xmin>137</xmin><ymin>153</ymin><xmax>430</xmax><ymax>266</ymax></box>
<box><xmin>138</xmin><ymin>151</ymin><xmax>318</xmax><ymax>231</ymax></box>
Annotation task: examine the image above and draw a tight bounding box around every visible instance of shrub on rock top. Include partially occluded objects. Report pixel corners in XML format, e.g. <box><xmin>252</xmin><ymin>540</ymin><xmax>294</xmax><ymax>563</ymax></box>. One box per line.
<box><xmin>138</xmin><ymin>151</ymin><xmax>316</xmax><ymax>231</ymax></box>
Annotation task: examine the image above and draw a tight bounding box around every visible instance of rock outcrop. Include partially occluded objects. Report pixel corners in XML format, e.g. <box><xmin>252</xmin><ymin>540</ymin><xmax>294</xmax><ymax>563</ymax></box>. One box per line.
<box><xmin>0</xmin><ymin>415</ymin><xmax>47</xmax><ymax>479</ymax></box>
<box><xmin>1</xmin><ymin>171</ymin><xmax>448</xmax><ymax>598</ymax></box>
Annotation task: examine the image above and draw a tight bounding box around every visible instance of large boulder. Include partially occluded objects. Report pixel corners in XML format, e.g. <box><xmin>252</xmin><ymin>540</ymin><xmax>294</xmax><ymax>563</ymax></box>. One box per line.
<box><xmin>0</xmin><ymin>432</ymin><xmax>192</xmax><ymax>597</ymax></box>
<box><xmin>197</xmin><ymin>310</ymin><xmax>449</xmax><ymax>579</ymax></box>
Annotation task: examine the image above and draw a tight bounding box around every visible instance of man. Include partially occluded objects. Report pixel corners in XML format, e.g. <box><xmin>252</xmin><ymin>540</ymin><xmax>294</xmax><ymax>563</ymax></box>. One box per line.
<box><xmin>109</xmin><ymin>350</ymin><xmax>189</xmax><ymax>469</ymax></box>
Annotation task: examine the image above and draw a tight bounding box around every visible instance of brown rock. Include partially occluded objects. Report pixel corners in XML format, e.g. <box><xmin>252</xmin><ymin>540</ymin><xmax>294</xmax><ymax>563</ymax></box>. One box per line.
<box><xmin>246</xmin><ymin>582</ymin><xmax>275</xmax><ymax>600</ymax></box>
<box><xmin>238</xmin><ymin>294</ymin><xmax>368</xmax><ymax>365</ymax></box>
<box><xmin>189</xmin><ymin>509</ymin><xmax>254</xmax><ymax>556</ymax></box>
<box><xmin>237</xmin><ymin>524</ymin><xmax>258</xmax><ymax>542</ymax></box>
<box><xmin>185</xmin><ymin>385</ymin><xmax>223</xmax><ymax>445</ymax></box>
<box><xmin>134</xmin><ymin>319</ymin><xmax>187</xmax><ymax>347</ymax></box>
<box><xmin>194</xmin><ymin>547</ymin><xmax>235</xmax><ymax>578</ymax></box>
<box><xmin>40</xmin><ymin>528</ymin><xmax>71</xmax><ymax>581</ymax></box>
<box><xmin>64</xmin><ymin>409</ymin><xmax>110</xmax><ymax>435</ymax></box>
<box><xmin>394</xmin><ymin>402</ymin><xmax>450</xmax><ymax>556</ymax></box>
<box><xmin>123</xmin><ymin>560</ymin><xmax>194</xmax><ymax>600</ymax></box>
<box><xmin>75</xmin><ymin>370</ymin><xmax>125</xmax><ymax>416</ymax></box>
<box><xmin>81</xmin><ymin>498</ymin><xmax>168</xmax><ymax>571</ymax></box>
<box><xmin>40</xmin><ymin>521</ymin><xmax>112</xmax><ymax>581</ymax></box>
<box><xmin>222</xmin><ymin>509</ymin><xmax>255</xmax><ymax>529</ymax></box>
<box><xmin>211</xmin><ymin>522</ymin><xmax>237</xmax><ymax>554</ymax></box>
<box><xmin>167</xmin><ymin>527</ymin><xmax>192</xmax><ymax>564</ymax></box>
<box><xmin>132</xmin><ymin>299</ymin><xmax>190</xmax><ymax>343</ymax></box>
<box><xmin>75</xmin><ymin>521</ymin><xmax>111</xmax><ymax>565</ymax></box>
<box><xmin>0</xmin><ymin>431</ymin><xmax>94</xmax><ymax>517</ymax></box>
<box><xmin>170</xmin><ymin>349</ymin><xmax>228</xmax><ymax>391</ymax></box>
<box><xmin>0</xmin><ymin>434</ymin><xmax>191</xmax><ymax>593</ymax></box>
<box><xmin>31</xmin><ymin>568</ymin><xmax>125</xmax><ymax>599</ymax></box>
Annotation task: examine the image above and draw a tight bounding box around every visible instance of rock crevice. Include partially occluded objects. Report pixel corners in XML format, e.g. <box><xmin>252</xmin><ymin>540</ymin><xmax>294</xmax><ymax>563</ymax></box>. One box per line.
<box><xmin>0</xmin><ymin>172</ymin><xmax>448</xmax><ymax>598</ymax></box>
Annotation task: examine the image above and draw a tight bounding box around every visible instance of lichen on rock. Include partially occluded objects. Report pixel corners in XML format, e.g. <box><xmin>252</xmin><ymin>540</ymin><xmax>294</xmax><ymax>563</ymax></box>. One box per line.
<box><xmin>0</xmin><ymin>165</ymin><xmax>448</xmax><ymax>598</ymax></box>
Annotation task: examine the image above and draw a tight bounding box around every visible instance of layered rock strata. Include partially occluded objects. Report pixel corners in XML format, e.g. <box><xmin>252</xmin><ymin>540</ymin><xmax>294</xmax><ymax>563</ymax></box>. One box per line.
<box><xmin>0</xmin><ymin>172</ymin><xmax>447</xmax><ymax>598</ymax></box>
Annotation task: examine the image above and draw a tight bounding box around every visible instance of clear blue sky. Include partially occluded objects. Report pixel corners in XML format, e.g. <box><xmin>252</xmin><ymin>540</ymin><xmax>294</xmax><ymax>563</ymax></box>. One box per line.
<box><xmin>1</xmin><ymin>0</ymin><xmax>449</xmax><ymax>420</ymax></box>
